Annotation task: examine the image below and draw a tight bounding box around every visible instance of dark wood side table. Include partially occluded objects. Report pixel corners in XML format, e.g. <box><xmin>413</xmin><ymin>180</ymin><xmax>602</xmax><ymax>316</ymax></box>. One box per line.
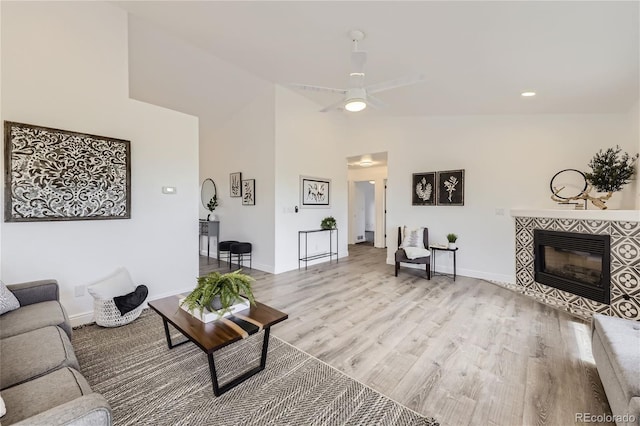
<box><xmin>149</xmin><ymin>295</ymin><xmax>287</xmax><ymax>396</ymax></box>
<box><xmin>429</xmin><ymin>245</ymin><xmax>459</xmax><ymax>281</ymax></box>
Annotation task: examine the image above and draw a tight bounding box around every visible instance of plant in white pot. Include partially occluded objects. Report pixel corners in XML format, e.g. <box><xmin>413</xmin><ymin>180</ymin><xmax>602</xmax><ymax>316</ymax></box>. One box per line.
<box><xmin>447</xmin><ymin>233</ymin><xmax>458</xmax><ymax>250</ymax></box>
<box><xmin>180</xmin><ymin>270</ymin><xmax>255</xmax><ymax>320</ymax></box>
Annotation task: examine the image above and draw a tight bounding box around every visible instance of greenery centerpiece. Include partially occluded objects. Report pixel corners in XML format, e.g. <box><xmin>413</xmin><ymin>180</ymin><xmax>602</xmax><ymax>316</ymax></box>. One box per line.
<box><xmin>180</xmin><ymin>270</ymin><xmax>255</xmax><ymax>318</ymax></box>
<box><xmin>320</xmin><ymin>216</ymin><xmax>337</xmax><ymax>230</ymax></box>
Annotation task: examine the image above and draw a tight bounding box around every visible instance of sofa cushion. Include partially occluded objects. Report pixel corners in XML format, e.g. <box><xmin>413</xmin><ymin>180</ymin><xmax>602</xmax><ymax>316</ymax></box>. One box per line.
<box><xmin>593</xmin><ymin>314</ymin><xmax>640</xmax><ymax>401</ymax></box>
<box><xmin>0</xmin><ymin>282</ymin><xmax>20</xmax><ymax>315</ymax></box>
<box><xmin>0</xmin><ymin>301</ymin><xmax>69</xmax><ymax>339</ymax></box>
<box><xmin>0</xmin><ymin>367</ymin><xmax>92</xmax><ymax>425</ymax></box>
<box><xmin>1</xmin><ymin>326</ymin><xmax>79</xmax><ymax>390</ymax></box>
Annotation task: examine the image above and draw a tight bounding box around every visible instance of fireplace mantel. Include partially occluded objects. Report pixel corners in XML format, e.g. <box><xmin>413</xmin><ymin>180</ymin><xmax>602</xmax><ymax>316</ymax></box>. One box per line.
<box><xmin>510</xmin><ymin>209</ymin><xmax>640</xmax><ymax>222</ymax></box>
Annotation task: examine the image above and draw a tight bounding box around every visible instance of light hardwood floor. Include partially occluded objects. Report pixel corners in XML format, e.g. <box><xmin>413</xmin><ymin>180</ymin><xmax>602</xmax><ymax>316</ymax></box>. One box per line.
<box><xmin>200</xmin><ymin>244</ymin><xmax>612</xmax><ymax>426</ymax></box>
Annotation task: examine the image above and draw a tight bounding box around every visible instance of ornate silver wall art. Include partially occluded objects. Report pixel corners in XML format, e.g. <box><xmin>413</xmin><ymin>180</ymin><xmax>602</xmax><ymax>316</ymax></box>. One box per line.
<box><xmin>4</xmin><ymin>121</ymin><xmax>131</xmax><ymax>222</ymax></box>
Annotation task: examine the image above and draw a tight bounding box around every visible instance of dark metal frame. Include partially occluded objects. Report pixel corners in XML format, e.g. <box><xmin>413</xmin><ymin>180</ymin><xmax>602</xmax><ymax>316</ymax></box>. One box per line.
<box><xmin>161</xmin><ymin>316</ymin><xmax>271</xmax><ymax>397</ymax></box>
<box><xmin>430</xmin><ymin>246</ymin><xmax>458</xmax><ymax>281</ymax></box>
<box><xmin>298</xmin><ymin>228</ymin><xmax>338</xmax><ymax>270</ymax></box>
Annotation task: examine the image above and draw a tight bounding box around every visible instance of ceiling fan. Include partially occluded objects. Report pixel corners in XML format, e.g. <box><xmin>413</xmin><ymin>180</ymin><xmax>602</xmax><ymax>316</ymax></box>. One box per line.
<box><xmin>289</xmin><ymin>30</ymin><xmax>425</xmax><ymax>112</ymax></box>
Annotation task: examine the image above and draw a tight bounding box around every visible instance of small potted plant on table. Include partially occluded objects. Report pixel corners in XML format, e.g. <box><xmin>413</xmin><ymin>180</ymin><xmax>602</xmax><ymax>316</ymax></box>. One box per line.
<box><xmin>180</xmin><ymin>270</ymin><xmax>256</xmax><ymax>322</ymax></box>
<box><xmin>447</xmin><ymin>233</ymin><xmax>458</xmax><ymax>250</ymax></box>
<box><xmin>321</xmin><ymin>216</ymin><xmax>337</xmax><ymax>230</ymax></box>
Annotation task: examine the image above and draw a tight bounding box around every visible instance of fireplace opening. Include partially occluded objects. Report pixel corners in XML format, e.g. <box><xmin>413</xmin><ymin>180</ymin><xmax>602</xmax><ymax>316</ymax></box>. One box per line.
<box><xmin>534</xmin><ymin>230</ymin><xmax>610</xmax><ymax>304</ymax></box>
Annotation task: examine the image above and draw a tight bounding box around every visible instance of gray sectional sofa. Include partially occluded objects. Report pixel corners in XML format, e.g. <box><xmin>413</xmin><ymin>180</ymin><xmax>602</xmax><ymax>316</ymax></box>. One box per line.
<box><xmin>0</xmin><ymin>279</ymin><xmax>112</xmax><ymax>425</ymax></box>
<box><xmin>592</xmin><ymin>313</ymin><xmax>640</xmax><ymax>426</ymax></box>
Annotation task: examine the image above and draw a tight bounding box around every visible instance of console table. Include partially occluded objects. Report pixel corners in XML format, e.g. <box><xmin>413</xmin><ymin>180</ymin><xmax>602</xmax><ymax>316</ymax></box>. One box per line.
<box><xmin>430</xmin><ymin>244</ymin><xmax>458</xmax><ymax>281</ymax></box>
<box><xmin>298</xmin><ymin>228</ymin><xmax>338</xmax><ymax>270</ymax></box>
<box><xmin>199</xmin><ymin>220</ymin><xmax>219</xmax><ymax>264</ymax></box>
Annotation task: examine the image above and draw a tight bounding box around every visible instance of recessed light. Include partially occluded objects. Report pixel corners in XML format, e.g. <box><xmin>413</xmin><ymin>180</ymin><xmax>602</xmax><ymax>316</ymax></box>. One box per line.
<box><xmin>369</xmin><ymin>180</ymin><xmax>375</xmax><ymax>184</ymax></box>
<box><xmin>521</xmin><ymin>91</ymin><xmax>536</xmax><ymax>97</ymax></box>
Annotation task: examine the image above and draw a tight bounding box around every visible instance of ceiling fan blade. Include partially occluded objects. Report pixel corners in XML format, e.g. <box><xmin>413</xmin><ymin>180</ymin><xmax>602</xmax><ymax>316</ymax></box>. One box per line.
<box><xmin>287</xmin><ymin>83</ymin><xmax>346</xmax><ymax>95</ymax></box>
<box><xmin>350</xmin><ymin>51</ymin><xmax>367</xmax><ymax>74</ymax></box>
<box><xmin>365</xmin><ymin>74</ymin><xmax>426</xmax><ymax>94</ymax></box>
<box><xmin>319</xmin><ymin>99</ymin><xmax>346</xmax><ymax>113</ymax></box>
<box><xmin>367</xmin><ymin>94</ymin><xmax>388</xmax><ymax>109</ymax></box>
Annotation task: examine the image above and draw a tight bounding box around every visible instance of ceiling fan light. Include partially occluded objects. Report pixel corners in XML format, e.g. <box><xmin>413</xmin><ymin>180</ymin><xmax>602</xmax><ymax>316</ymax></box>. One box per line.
<box><xmin>345</xmin><ymin>99</ymin><xmax>367</xmax><ymax>112</ymax></box>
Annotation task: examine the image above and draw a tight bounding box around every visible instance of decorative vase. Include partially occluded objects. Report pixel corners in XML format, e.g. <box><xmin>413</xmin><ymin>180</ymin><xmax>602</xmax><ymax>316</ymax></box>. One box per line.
<box><xmin>448</xmin><ymin>242</ymin><xmax>457</xmax><ymax>250</ymax></box>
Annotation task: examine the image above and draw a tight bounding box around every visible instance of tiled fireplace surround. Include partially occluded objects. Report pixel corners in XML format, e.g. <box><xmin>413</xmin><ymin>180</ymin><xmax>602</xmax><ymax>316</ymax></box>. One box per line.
<box><xmin>509</xmin><ymin>210</ymin><xmax>640</xmax><ymax>321</ymax></box>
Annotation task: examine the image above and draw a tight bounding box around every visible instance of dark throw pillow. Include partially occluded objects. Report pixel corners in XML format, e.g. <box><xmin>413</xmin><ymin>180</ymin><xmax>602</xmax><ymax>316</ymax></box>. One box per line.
<box><xmin>113</xmin><ymin>285</ymin><xmax>148</xmax><ymax>316</ymax></box>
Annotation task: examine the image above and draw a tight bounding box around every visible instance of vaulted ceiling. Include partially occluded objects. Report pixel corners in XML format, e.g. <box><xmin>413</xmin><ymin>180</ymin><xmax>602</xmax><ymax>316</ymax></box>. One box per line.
<box><xmin>118</xmin><ymin>1</ymin><xmax>639</xmax><ymax>125</ymax></box>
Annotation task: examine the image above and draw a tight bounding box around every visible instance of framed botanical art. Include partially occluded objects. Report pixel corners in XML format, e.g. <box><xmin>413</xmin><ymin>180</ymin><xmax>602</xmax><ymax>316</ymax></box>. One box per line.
<box><xmin>4</xmin><ymin>121</ymin><xmax>131</xmax><ymax>222</ymax></box>
<box><xmin>300</xmin><ymin>176</ymin><xmax>330</xmax><ymax>208</ymax></box>
<box><xmin>242</xmin><ymin>179</ymin><xmax>255</xmax><ymax>205</ymax></box>
<box><xmin>437</xmin><ymin>169</ymin><xmax>465</xmax><ymax>206</ymax></box>
<box><xmin>230</xmin><ymin>172</ymin><xmax>242</xmax><ymax>197</ymax></box>
<box><xmin>412</xmin><ymin>172</ymin><xmax>436</xmax><ymax>206</ymax></box>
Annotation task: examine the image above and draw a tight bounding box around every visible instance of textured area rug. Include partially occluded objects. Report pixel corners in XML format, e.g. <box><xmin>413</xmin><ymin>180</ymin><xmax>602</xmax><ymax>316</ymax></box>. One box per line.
<box><xmin>73</xmin><ymin>310</ymin><xmax>438</xmax><ymax>426</ymax></box>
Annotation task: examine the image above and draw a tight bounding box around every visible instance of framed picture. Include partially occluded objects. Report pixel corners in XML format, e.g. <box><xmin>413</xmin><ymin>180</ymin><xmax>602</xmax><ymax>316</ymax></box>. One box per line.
<box><xmin>437</xmin><ymin>169</ymin><xmax>465</xmax><ymax>206</ymax></box>
<box><xmin>242</xmin><ymin>179</ymin><xmax>255</xmax><ymax>205</ymax></box>
<box><xmin>230</xmin><ymin>172</ymin><xmax>242</xmax><ymax>197</ymax></box>
<box><xmin>4</xmin><ymin>121</ymin><xmax>131</xmax><ymax>222</ymax></box>
<box><xmin>300</xmin><ymin>176</ymin><xmax>330</xmax><ymax>208</ymax></box>
<box><xmin>412</xmin><ymin>172</ymin><xmax>436</xmax><ymax>206</ymax></box>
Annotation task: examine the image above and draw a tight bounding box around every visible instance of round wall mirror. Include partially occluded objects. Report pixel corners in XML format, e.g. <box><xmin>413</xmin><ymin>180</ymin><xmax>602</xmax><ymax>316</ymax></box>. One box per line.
<box><xmin>201</xmin><ymin>178</ymin><xmax>217</xmax><ymax>210</ymax></box>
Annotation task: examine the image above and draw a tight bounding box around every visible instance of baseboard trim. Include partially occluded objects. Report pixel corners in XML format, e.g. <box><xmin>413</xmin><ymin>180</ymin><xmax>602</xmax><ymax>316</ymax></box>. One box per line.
<box><xmin>386</xmin><ymin>257</ymin><xmax>515</xmax><ymax>284</ymax></box>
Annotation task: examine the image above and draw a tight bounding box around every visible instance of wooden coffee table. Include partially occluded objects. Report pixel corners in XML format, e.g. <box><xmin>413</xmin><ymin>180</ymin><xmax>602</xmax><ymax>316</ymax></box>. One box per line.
<box><xmin>148</xmin><ymin>295</ymin><xmax>288</xmax><ymax>396</ymax></box>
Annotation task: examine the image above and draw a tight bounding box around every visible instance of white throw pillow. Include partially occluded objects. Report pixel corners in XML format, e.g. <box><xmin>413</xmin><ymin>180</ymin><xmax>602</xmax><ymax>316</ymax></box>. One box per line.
<box><xmin>87</xmin><ymin>268</ymin><xmax>136</xmax><ymax>300</ymax></box>
<box><xmin>0</xmin><ymin>394</ymin><xmax>6</xmax><ymax>417</ymax></box>
<box><xmin>0</xmin><ymin>280</ymin><xmax>20</xmax><ymax>315</ymax></box>
<box><xmin>402</xmin><ymin>227</ymin><xmax>425</xmax><ymax>248</ymax></box>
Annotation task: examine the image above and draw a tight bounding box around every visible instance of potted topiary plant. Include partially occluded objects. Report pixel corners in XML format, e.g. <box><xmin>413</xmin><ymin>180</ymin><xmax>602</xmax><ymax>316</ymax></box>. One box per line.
<box><xmin>180</xmin><ymin>270</ymin><xmax>255</xmax><ymax>321</ymax></box>
<box><xmin>447</xmin><ymin>233</ymin><xmax>458</xmax><ymax>250</ymax></box>
<box><xmin>583</xmin><ymin>146</ymin><xmax>639</xmax><ymax>209</ymax></box>
<box><xmin>321</xmin><ymin>216</ymin><xmax>337</xmax><ymax>230</ymax></box>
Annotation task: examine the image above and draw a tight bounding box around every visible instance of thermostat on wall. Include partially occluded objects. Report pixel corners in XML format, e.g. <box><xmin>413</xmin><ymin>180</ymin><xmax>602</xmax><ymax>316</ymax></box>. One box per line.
<box><xmin>162</xmin><ymin>186</ymin><xmax>177</xmax><ymax>194</ymax></box>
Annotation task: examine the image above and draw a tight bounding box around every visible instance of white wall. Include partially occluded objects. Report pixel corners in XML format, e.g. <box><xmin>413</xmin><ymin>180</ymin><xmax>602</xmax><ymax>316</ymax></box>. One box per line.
<box><xmin>629</xmin><ymin>101</ymin><xmax>640</xmax><ymax>209</ymax></box>
<box><xmin>200</xmin><ymin>87</ymin><xmax>276</xmax><ymax>272</ymax></box>
<box><xmin>363</xmin><ymin>182</ymin><xmax>375</xmax><ymax>231</ymax></box>
<box><xmin>273</xmin><ymin>86</ymin><xmax>348</xmax><ymax>273</ymax></box>
<box><xmin>344</xmin><ymin>113</ymin><xmax>638</xmax><ymax>283</ymax></box>
<box><xmin>347</xmin><ymin>165</ymin><xmax>388</xmax><ymax>248</ymax></box>
<box><xmin>352</xmin><ymin>182</ymin><xmax>367</xmax><ymax>242</ymax></box>
<box><xmin>1</xmin><ymin>1</ymin><xmax>199</xmax><ymax>322</ymax></box>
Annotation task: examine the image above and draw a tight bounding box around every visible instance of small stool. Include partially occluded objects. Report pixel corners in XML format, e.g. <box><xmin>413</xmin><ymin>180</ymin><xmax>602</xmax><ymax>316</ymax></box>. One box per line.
<box><xmin>230</xmin><ymin>242</ymin><xmax>252</xmax><ymax>270</ymax></box>
<box><xmin>218</xmin><ymin>241</ymin><xmax>239</xmax><ymax>267</ymax></box>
